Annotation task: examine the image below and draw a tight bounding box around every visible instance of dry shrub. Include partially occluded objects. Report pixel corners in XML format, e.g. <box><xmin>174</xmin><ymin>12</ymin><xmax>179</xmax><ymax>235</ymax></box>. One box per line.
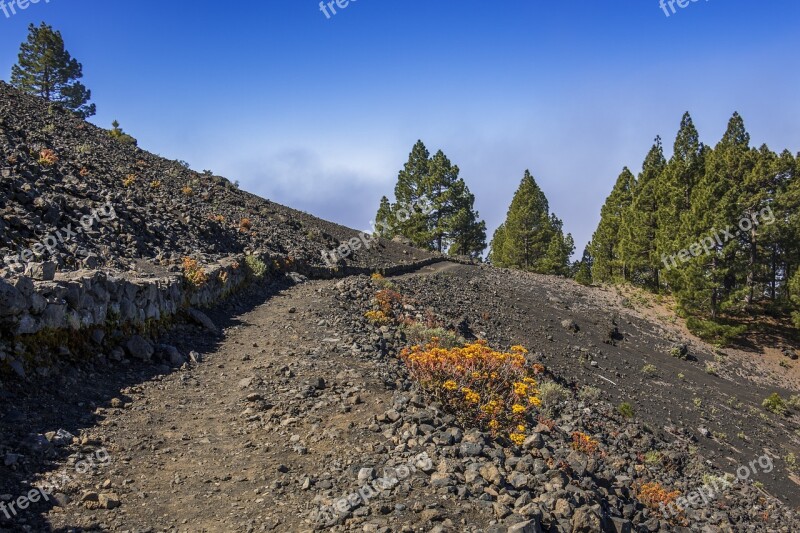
<box><xmin>38</xmin><ymin>149</ymin><xmax>58</xmax><ymax>166</ymax></box>
<box><xmin>637</xmin><ymin>482</ymin><xmax>681</xmax><ymax>514</ymax></box>
<box><xmin>571</xmin><ymin>432</ymin><xmax>599</xmax><ymax>455</ymax></box>
<box><xmin>182</xmin><ymin>257</ymin><xmax>208</xmax><ymax>287</ymax></box>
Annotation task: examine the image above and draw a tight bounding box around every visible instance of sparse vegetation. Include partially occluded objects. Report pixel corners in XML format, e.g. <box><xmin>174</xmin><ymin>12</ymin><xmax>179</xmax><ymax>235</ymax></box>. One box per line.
<box><xmin>618</xmin><ymin>402</ymin><xmax>634</xmax><ymax>418</ymax></box>
<box><xmin>641</xmin><ymin>364</ymin><xmax>657</xmax><ymax>376</ymax></box>
<box><xmin>538</xmin><ymin>381</ymin><xmax>570</xmax><ymax>415</ymax></box>
<box><xmin>38</xmin><ymin>148</ymin><xmax>58</xmax><ymax>166</ymax></box>
<box><xmin>109</xmin><ymin>120</ymin><xmax>137</xmax><ymax>145</ymax></box>
<box><xmin>636</xmin><ymin>482</ymin><xmax>680</xmax><ymax>515</ymax></box>
<box><xmin>571</xmin><ymin>432</ymin><xmax>599</xmax><ymax>455</ymax></box>
<box><xmin>578</xmin><ymin>386</ymin><xmax>602</xmax><ymax>402</ymax></box>
<box><xmin>244</xmin><ymin>255</ymin><xmax>267</xmax><ymax>279</ymax></box>
<box><xmin>181</xmin><ymin>257</ymin><xmax>208</xmax><ymax>287</ymax></box>
<box><xmin>401</xmin><ymin>323</ymin><xmax>465</xmax><ymax>349</ymax></box>
<box><xmin>644</xmin><ymin>450</ymin><xmax>662</xmax><ymax>466</ymax></box>
<box><xmin>763</xmin><ymin>393</ymin><xmax>787</xmax><ymax>416</ymax></box>
<box><xmin>786</xmin><ymin>452</ymin><xmax>797</xmax><ymax>472</ymax></box>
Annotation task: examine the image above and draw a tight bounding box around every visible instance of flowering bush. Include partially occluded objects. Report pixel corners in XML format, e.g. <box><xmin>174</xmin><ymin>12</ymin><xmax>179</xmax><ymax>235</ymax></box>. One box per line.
<box><xmin>375</xmin><ymin>289</ymin><xmax>402</xmax><ymax>313</ymax></box>
<box><xmin>571</xmin><ymin>432</ymin><xmax>599</xmax><ymax>455</ymax></box>
<box><xmin>637</xmin><ymin>482</ymin><xmax>680</xmax><ymax>513</ymax></box>
<box><xmin>182</xmin><ymin>257</ymin><xmax>208</xmax><ymax>287</ymax></box>
<box><xmin>122</xmin><ymin>174</ymin><xmax>136</xmax><ymax>187</ymax></box>
<box><xmin>365</xmin><ymin>310</ymin><xmax>391</xmax><ymax>326</ymax></box>
<box><xmin>38</xmin><ymin>148</ymin><xmax>58</xmax><ymax>166</ymax></box>
<box><xmin>239</xmin><ymin>218</ymin><xmax>252</xmax><ymax>232</ymax></box>
<box><xmin>400</xmin><ymin>339</ymin><xmax>543</xmax><ymax>444</ymax></box>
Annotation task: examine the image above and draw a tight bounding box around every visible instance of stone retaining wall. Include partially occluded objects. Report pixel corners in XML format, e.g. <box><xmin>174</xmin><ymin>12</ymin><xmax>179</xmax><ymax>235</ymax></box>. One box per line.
<box><xmin>0</xmin><ymin>253</ymin><xmax>462</xmax><ymax>378</ymax></box>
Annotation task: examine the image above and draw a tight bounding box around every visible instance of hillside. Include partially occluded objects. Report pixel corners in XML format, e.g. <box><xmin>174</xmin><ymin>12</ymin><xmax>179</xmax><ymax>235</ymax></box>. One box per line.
<box><xmin>0</xmin><ymin>81</ymin><xmax>435</xmax><ymax>276</ymax></box>
<box><xmin>0</xmin><ymin>85</ymin><xmax>799</xmax><ymax>533</ymax></box>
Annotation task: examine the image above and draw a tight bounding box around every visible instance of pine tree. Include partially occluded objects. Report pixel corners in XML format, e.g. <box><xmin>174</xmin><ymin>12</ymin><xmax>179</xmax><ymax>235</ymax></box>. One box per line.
<box><xmin>590</xmin><ymin>167</ymin><xmax>635</xmax><ymax>283</ymax></box>
<box><xmin>539</xmin><ymin>216</ymin><xmax>575</xmax><ymax>276</ymax></box>
<box><xmin>490</xmin><ymin>171</ymin><xmax>554</xmax><ymax>270</ymax></box>
<box><xmin>737</xmin><ymin>145</ymin><xmax>781</xmax><ymax>305</ymax></box>
<box><xmin>490</xmin><ymin>170</ymin><xmax>571</xmax><ymax>274</ymax></box>
<box><xmin>488</xmin><ymin>224</ymin><xmax>507</xmax><ymax>266</ymax></box>
<box><xmin>392</xmin><ymin>141</ymin><xmax>432</xmax><ymax>247</ymax></box>
<box><xmin>109</xmin><ymin>120</ymin><xmax>138</xmax><ymax>146</ymax></box>
<box><xmin>373</xmin><ymin>196</ymin><xmax>395</xmax><ymax>238</ymax></box>
<box><xmin>573</xmin><ymin>246</ymin><xmax>593</xmax><ymax>286</ymax></box>
<box><xmin>791</xmin><ymin>269</ymin><xmax>800</xmax><ymax>329</ymax></box>
<box><xmin>620</xmin><ymin>137</ymin><xmax>666</xmax><ymax>290</ymax></box>
<box><xmin>656</xmin><ymin>113</ymin><xmax>704</xmax><ymax>291</ymax></box>
<box><xmin>380</xmin><ymin>142</ymin><xmax>486</xmax><ymax>256</ymax></box>
<box><xmin>11</xmin><ymin>23</ymin><xmax>96</xmax><ymax>118</ymax></box>
<box><xmin>678</xmin><ymin>113</ymin><xmax>753</xmax><ymax>318</ymax></box>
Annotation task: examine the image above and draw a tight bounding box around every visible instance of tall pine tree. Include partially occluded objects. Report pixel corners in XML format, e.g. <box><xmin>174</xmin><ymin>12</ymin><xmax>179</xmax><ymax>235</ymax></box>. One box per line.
<box><xmin>11</xmin><ymin>23</ymin><xmax>96</xmax><ymax>118</ymax></box>
<box><xmin>490</xmin><ymin>170</ymin><xmax>573</xmax><ymax>274</ymax></box>
<box><xmin>656</xmin><ymin>113</ymin><xmax>705</xmax><ymax>291</ymax></box>
<box><xmin>376</xmin><ymin>141</ymin><xmax>486</xmax><ymax>257</ymax></box>
<box><xmin>620</xmin><ymin>138</ymin><xmax>666</xmax><ymax>290</ymax></box>
<box><xmin>591</xmin><ymin>167</ymin><xmax>635</xmax><ymax>283</ymax></box>
<box><xmin>678</xmin><ymin>113</ymin><xmax>753</xmax><ymax>318</ymax></box>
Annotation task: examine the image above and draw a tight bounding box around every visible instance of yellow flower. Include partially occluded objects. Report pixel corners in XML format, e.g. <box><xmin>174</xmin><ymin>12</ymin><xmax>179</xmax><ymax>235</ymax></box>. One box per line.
<box><xmin>517</xmin><ymin>424</ymin><xmax>526</xmax><ymax>432</ymax></box>
<box><xmin>528</xmin><ymin>396</ymin><xmax>542</xmax><ymax>407</ymax></box>
<box><xmin>488</xmin><ymin>419</ymin><xmax>500</xmax><ymax>430</ymax></box>
<box><xmin>509</xmin><ymin>433</ymin><xmax>526</xmax><ymax>446</ymax></box>
<box><xmin>512</xmin><ymin>404</ymin><xmax>526</xmax><ymax>414</ymax></box>
<box><xmin>511</xmin><ymin>345</ymin><xmax>529</xmax><ymax>354</ymax></box>
<box><xmin>513</xmin><ymin>382</ymin><xmax>529</xmax><ymax>396</ymax></box>
<box><xmin>464</xmin><ymin>391</ymin><xmax>480</xmax><ymax>404</ymax></box>
<box><xmin>443</xmin><ymin>380</ymin><xmax>458</xmax><ymax>391</ymax></box>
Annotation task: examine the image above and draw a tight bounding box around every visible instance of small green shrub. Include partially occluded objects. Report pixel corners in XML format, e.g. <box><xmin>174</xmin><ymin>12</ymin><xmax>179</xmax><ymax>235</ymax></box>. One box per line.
<box><xmin>762</xmin><ymin>393</ymin><xmax>787</xmax><ymax>416</ymax></box>
<box><xmin>402</xmin><ymin>323</ymin><xmax>464</xmax><ymax>349</ymax></box>
<box><xmin>686</xmin><ymin>317</ymin><xmax>747</xmax><ymax>346</ymax></box>
<box><xmin>244</xmin><ymin>255</ymin><xmax>268</xmax><ymax>278</ymax></box>
<box><xmin>786</xmin><ymin>452</ymin><xmax>797</xmax><ymax>471</ymax></box>
<box><xmin>788</xmin><ymin>395</ymin><xmax>800</xmax><ymax>410</ymax></box>
<box><xmin>539</xmin><ymin>382</ymin><xmax>570</xmax><ymax>414</ymax></box>
<box><xmin>618</xmin><ymin>402</ymin><xmax>634</xmax><ymax>418</ymax></box>
<box><xmin>644</xmin><ymin>450</ymin><xmax>662</xmax><ymax>466</ymax></box>
<box><xmin>578</xmin><ymin>386</ymin><xmax>602</xmax><ymax>402</ymax></box>
<box><xmin>641</xmin><ymin>364</ymin><xmax>657</xmax><ymax>376</ymax></box>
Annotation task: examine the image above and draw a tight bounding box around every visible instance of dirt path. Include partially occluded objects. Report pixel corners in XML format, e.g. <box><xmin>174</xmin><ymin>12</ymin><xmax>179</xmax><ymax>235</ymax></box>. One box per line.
<box><xmin>3</xmin><ymin>262</ymin><xmax>798</xmax><ymax>533</ymax></box>
<box><xmin>35</xmin><ymin>277</ymin><xmax>394</xmax><ymax>532</ymax></box>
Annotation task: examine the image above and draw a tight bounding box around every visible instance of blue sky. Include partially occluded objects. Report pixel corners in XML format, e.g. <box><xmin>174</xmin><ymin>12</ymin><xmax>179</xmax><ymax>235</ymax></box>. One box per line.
<box><xmin>1</xmin><ymin>0</ymin><xmax>799</xmax><ymax>256</ymax></box>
